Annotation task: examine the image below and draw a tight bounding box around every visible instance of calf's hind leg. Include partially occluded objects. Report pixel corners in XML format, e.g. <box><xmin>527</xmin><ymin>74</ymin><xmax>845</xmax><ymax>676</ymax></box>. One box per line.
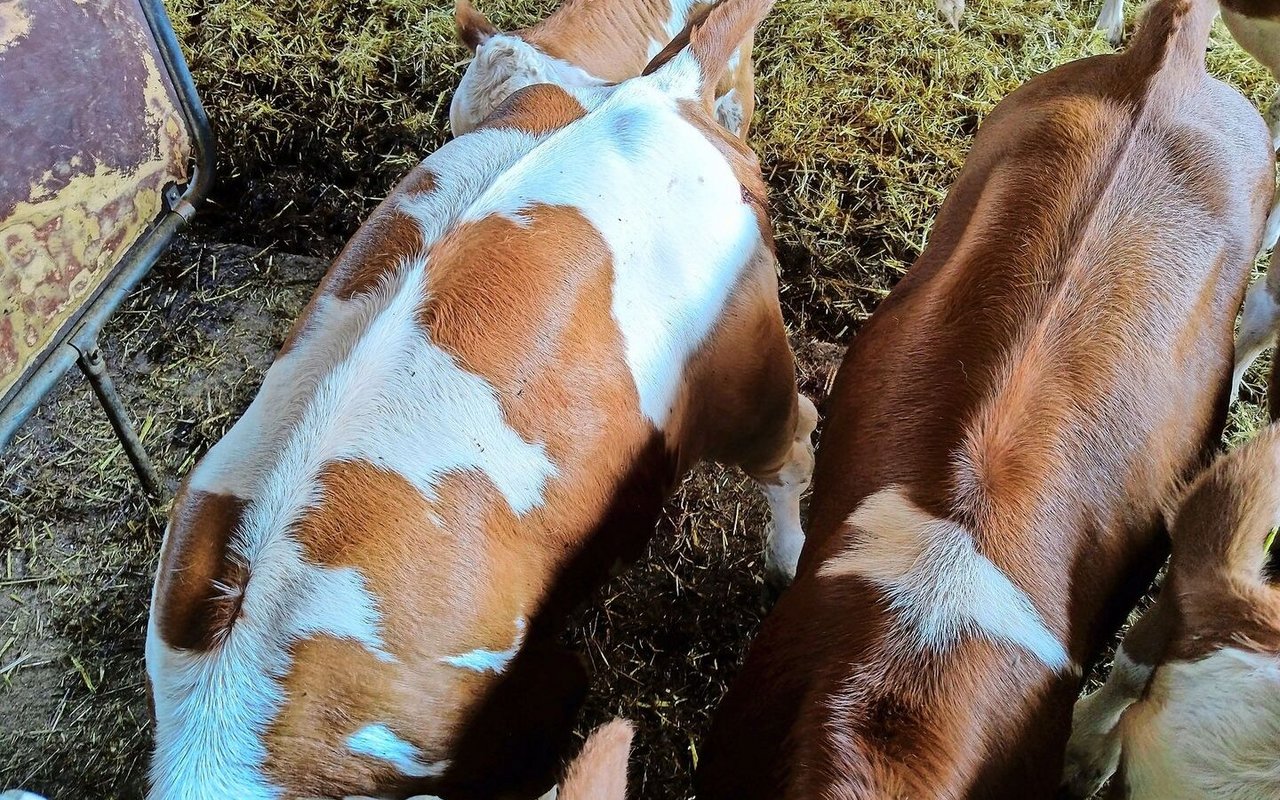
<box><xmin>683</xmin><ymin>265</ymin><xmax>817</xmax><ymax>587</ymax></box>
<box><xmin>1095</xmin><ymin>0</ymin><xmax>1127</xmax><ymax>46</ymax></box>
<box><xmin>1262</xmin><ymin>92</ymin><xmax>1279</xmax><ymax>253</ymax></box>
<box><xmin>1233</xmin><ymin>250</ymin><xmax>1280</xmax><ymax>400</ymax></box>
<box><xmin>1267</xmin><ymin>88</ymin><xmax>1280</xmax><ymax>152</ymax></box>
<box><xmin>752</xmin><ymin>395</ymin><xmax>818</xmax><ymax>586</ymax></box>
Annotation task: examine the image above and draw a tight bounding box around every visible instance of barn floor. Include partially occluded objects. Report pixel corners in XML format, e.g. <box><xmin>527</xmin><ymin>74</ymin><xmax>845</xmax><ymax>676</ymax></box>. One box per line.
<box><xmin>1</xmin><ymin>0</ymin><xmax>1276</xmax><ymax>797</ymax></box>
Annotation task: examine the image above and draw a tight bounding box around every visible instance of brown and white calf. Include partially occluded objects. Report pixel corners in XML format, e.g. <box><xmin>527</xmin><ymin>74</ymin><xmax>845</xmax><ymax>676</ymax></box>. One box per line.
<box><xmin>698</xmin><ymin>0</ymin><xmax>1275</xmax><ymax>797</ymax></box>
<box><xmin>1062</xmin><ymin>425</ymin><xmax>1280</xmax><ymax>799</ymax></box>
<box><xmin>451</xmin><ymin>0</ymin><xmax>757</xmax><ymax>137</ymax></box>
<box><xmin>145</xmin><ymin>1</ymin><xmax>815</xmax><ymax>797</ymax></box>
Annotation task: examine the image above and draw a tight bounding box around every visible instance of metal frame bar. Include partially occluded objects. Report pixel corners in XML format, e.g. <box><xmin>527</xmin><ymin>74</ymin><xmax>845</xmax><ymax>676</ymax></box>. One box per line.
<box><xmin>77</xmin><ymin>344</ymin><xmax>164</xmax><ymax>497</ymax></box>
<box><xmin>0</xmin><ymin>0</ymin><xmax>215</xmax><ymax>497</ymax></box>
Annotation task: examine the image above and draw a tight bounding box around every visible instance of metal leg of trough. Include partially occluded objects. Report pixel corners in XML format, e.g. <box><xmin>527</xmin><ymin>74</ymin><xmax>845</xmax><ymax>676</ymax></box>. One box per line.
<box><xmin>76</xmin><ymin>345</ymin><xmax>164</xmax><ymax>498</ymax></box>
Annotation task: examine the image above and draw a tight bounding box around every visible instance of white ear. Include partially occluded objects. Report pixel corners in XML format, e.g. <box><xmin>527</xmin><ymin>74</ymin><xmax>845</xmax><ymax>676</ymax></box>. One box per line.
<box><xmin>643</xmin><ymin>0</ymin><xmax>771</xmax><ymax>105</ymax></box>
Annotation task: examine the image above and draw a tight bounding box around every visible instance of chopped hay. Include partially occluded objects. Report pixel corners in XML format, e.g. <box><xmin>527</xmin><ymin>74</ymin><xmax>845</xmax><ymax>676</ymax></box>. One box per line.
<box><xmin>0</xmin><ymin>0</ymin><xmax>1276</xmax><ymax>798</ymax></box>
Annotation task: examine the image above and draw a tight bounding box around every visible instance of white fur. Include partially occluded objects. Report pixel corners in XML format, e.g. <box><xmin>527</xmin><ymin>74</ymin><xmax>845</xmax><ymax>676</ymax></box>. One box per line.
<box><xmin>464</xmin><ymin>74</ymin><xmax>761</xmax><ymax>426</ymax></box>
<box><xmin>713</xmin><ymin>88</ymin><xmax>745</xmax><ymax>138</ymax></box>
<box><xmin>148</xmin><ymin>262</ymin><xmax>558</xmax><ymax>799</ymax></box>
<box><xmin>451</xmin><ymin>35</ymin><xmax>606</xmax><ymax>136</ymax></box>
<box><xmin>347</xmin><ymin>724</ymin><xmax>448</xmax><ymax>778</ymax></box>
<box><xmin>819</xmin><ymin>486</ymin><xmax>1073</xmax><ymax>672</ymax></box>
<box><xmin>186</xmin><ymin>126</ymin><xmax>562</xmax><ymax>504</ymax></box>
<box><xmin>0</xmin><ymin>793</ymin><xmax>47</xmax><ymax>800</ymax></box>
<box><xmin>1121</xmin><ymin>648</ymin><xmax>1280</xmax><ymax>799</ymax></box>
<box><xmin>151</xmin><ymin>63</ymin><xmax>762</xmax><ymax>798</ymax></box>
<box><xmin>762</xmin><ymin>482</ymin><xmax>805</xmax><ymax>586</ymax></box>
<box><xmin>147</xmin><ymin>548</ymin><xmax>393</xmax><ymax>799</ymax></box>
<box><xmin>1266</xmin><ymin>88</ymin><xmax>1280</xmax><ymax>151</ymax></box>
<box><xmin>1095</xmin><ymin>0</ymin><xmax>1127</xmax><ymax>46</ymax></box>
<box><xmin>1262</xmin><ymin>194</ymin><xmax>1280</xmax><ymax>253</ymax></box>
<box><xmin>936</xmin><ymin>0</ymin><xmax>964</xmax><ymax>29</ymax></box>
<box><xmin>441</xmin><ymin>617</ymin><xmax>526</xmax><ymax>674</ymax></box>
<box><xmin>1233</xmin><ymin>265</ymin><xmax>1280</xmax><ymax>399</ymax></box>
<box><xmin>1062</xmin><ymin>646</ymin><xmax>1154</xmax><ymax>798</ymax></box>
<box><xmin>759</xmin><ymin>395</ymin><xmax>818</xmax><ymax>587</ymax></box>
<box><xmin>398</xmin><ymin>127</ymin><xmax>542</xmax><ymax>248</ymax></box>
<box><xmin>647</xmin><ymin>0</ymin><xmax>699</xmax><ymax>60</ymax></box>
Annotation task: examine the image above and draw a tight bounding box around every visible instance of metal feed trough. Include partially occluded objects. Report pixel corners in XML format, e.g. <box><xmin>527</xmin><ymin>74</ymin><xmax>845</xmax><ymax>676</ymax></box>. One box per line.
<box><xmin>0</xmin><ymin>0</ymin><xmax>213</xmax><ymax>495</ymax></box>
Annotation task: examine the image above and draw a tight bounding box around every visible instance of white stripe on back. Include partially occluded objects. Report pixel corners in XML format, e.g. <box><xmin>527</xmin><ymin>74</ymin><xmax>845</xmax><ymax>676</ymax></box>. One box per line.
<box><xmin>820</xmin><ymin>485</ymin><xmax>1073</xmax><ymax>672</ymax></box>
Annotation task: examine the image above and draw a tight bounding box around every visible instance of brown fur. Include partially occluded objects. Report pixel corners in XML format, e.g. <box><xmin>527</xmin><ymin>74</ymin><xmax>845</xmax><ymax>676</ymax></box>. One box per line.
<box><xmin>1162</xmin><ymin>425</ymin><xmax>1280</xmax><ymax>659</ymax></box>
<box><xmin>154</xmin><ymin>7</ymin><xmax>798</xmax><ymax>793</ymax></box>
<box><xmin>479</xmin><ymin>83</ymin><xmax>588</xmax><ymax>134</ymax></box>
<box><xmin>698</xmin><ymin>0</ymin><xmax>1275</xmax><ymax>797</ymax></box>
<box><xmin>1082</xmin><ymin>426</ymin><xmax>1280</xmax><ymax>799</ymax></box>
<box><xmin>457</xmin><ymin>0</ymin><xmax>756</xmax><ymax>136</ymax></box>
<box><xmin>155</xmin><ymin>489</ymin><xmax>248</xmax><ymax>650</ymax></box>
<box><xmin>455</xmin><ymin>0</ymin><xmax>497</xmax><ymax>50</ymax></box>
<box><xmin>559</xmin><ymin>719</ymin><xmax>635</xmax><ymax>800</ymax></box>
<box><xmin>259</xmin><ymin>203</ymin><xmax>798</xmax><ymax>797</ymax></box>
<box><xmin>1220</xmin><ymin>0</ymin><xmax>1280</xmax><ymax>21</ymax></box>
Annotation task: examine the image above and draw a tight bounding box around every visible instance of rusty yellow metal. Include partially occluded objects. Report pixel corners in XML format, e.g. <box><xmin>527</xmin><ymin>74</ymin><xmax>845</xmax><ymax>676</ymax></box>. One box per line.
<box><xmin>0</xmin><ymin>0</ymin><xmax>191</xmax><ymax>404</ymax></box>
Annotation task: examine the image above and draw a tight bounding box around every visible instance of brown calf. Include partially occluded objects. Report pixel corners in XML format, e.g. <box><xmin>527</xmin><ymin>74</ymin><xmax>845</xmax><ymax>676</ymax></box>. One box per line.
<box><xmin>452</xmin><ymin>0</ymin><xmax>757</xmax><ymax>137</ymax></box>
<box><xmin>698</xmin><ymin>0</ymin><xmax>1274</xmax><ymax>797</ymax></box>
<box><xmin>145</xmin><ymin>1</ymin><xmax>813</xmax><ymax>798</ymax></box>
<box><xmin>1062</xmin><ymin>424</ymin><xmax>1280</xmax><ymax>799</ymax></box>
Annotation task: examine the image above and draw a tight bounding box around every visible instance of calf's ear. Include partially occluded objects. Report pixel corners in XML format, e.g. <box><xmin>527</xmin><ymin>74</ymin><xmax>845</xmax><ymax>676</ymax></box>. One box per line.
<box><xmin>643</xmin><ymin>0</ymin><xmax>771</xmax><ymax>109</ymax></box>
<box><xmin>455</xmin><ymin>0</ymin><xmax>498</xmax><ymax>51</ymax></box>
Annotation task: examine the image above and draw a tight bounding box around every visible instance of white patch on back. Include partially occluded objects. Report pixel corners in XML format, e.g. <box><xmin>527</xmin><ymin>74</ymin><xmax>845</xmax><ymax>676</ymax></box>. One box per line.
<box><xmin>307</xmin><ymin>277</ymin><xmax>558</xmax><ymax>516</ymax></box>
<box><xmin>462</xmin><ymin>77</ymin><xmax>761</xmax><ymax>425</ymax></box>
<box><xmin>442</xmin><ymin>617</ymin><xmax>526</xmax><ymax>674</ymax></box>
<box><xmin>188</xmin><ymin>125</ymin><xmax>554</xmax><ymax>505</ymax></box>
<box><xmin>819</xmin><ymin>485</ymin><xmax>1073</xmax><ymax>672</ymax></box>
<box><xmin>148</xmin><ymin>261</ymin><xmax>557</xmax><ymax>798</ymax></box>
<box><xmin>1121</xmin><ymin>648</ymin><xmax>1280</xmax><ymax>799</ymax></box>
<box><xmin>398</xmin><ymin>127</ymin><xmax>541</xmax><ymax>248</ymax></box>
<box><xmin>347</xmin><ymin>724</ymin><xmax>449</xmax><ymax>779</ymax></box>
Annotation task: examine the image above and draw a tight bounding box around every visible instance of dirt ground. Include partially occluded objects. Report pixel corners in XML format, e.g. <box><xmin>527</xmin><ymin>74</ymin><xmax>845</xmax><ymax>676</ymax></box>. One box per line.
<box><xmin>1</xmin><ymin>0</ymin><xmax>1276</xmax><ymax>798</ymax></box>
<box><xmin>0</xmin><ymin>238</ymin><xmax>327</xmax><ymax>794</ymax></box>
